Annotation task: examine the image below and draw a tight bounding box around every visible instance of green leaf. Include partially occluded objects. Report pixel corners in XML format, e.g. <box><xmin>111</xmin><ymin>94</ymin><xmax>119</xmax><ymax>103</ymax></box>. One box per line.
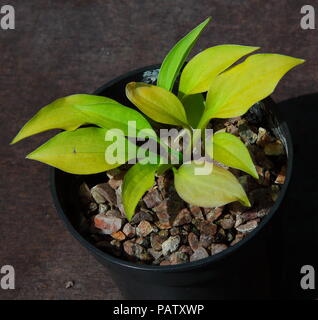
<box><xmin>74</xmin><ymin>102</ymin><xmax>156</xmax><ymax>139</ymax></box>
<box><xmin>173</xmin><ymin>162</ymin><xmax>251</xmax><ymax>207</ymax></box>
<box><xmin>26</xmin><ymin>127</ymin><xmax>133</xmax><ymax>174</ymax></box>
<box><xmin>122</xmin><ymin>162</ymin><xmax>158</xmax><ymax>220</ymax></box>
<box><xmin>212</xmin><ymin>132</ymin><xmax>258</xmax><ymax>179</ymax></box>
<box><xmin>11</xmin><ymin>94</ymin><xmax>114</xmax><ymax>144</ymax></box>
<box><xmin>157</xmin><ymin>17</ymin><xmax>211</xmax><ymax>91</ymax></box>
<box><xmin>179</xmin><ymin>45</ymin><xmax>259</xmax><ymax>97</ymax></box>
<box><xmin>182</xmin><ymin>93</ymin><xmax>205</xmax><ymax>128</ymax></box>
<box><xmin>199</xmin><ymin>54</ymin><xmax>304</xmax><ymax>127</ymax></box>
<box><xmin>126</xmin><ymin>82</ymin><xmax>189</xmax><ymax>127</ymax></box>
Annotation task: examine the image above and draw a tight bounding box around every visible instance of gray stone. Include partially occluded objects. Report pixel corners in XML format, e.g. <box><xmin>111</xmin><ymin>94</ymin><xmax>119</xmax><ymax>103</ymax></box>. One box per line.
<box><xmin>235</xmin><ymin>219</ymin><xmax>259</xmax><ymax>233</ymax></box>
<box><xmin>190</xmin><ymin>247</ymin><xmax>209</xmax><ymax>262</ymax></box>
<box><xmin>115</xmin><ymin>186</ymin><xmax>125</xmax><ymax>217</ymax></box>
<box><xmin>98</xmin><ymin>203</ymin><xmax>109</xmax><ymax>214</ymax></box>
<box><xmin>105</xmin><ymin>209</ymin><xmax>122</xmax><ymax>218</ymax></box>
<box><xmin>238</xmin><ymin>123</ymin><xmax>257</xmax><ymax>144</ymax></box>
<box><xmin>162</xmin><ymin>236</ymin><xmax>181</xmax><ymax>256</ymax></box>
<box><xmin>130</xmin><ymin>210</ymin><xmax>154</xmax><ymax>225</ymax></box>
<box><xmin>210</xmin><ymin>243</ymin><xmax>228</xmax><ymax>255</ymax></box>
<box><xmin>91</xmin><ymin>183</ymin><xmax>117</xmax><ymax>205</ymax></box>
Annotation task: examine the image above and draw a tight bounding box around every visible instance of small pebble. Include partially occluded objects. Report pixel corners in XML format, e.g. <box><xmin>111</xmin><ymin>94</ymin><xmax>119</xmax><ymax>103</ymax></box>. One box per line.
<box><xmin>188</xmin><ymin>232</ymin><xmax>199</xmax><ymax>251</ymax></box>
<box><xmin>162</xmin><ymin>236</ymin><xmax>180</xmax><ymax>256</ymax></box>
<box><xmin>88</xmin><ymin>202</ymin><xmax>98</xmax><ymax>213</ymax></box>
<box><xmin>239</xmin><ymin>123</ymin><xmax>258</xmax><ymax>144</ymax></box>
<box><xmin>189</xmin><ymin>206</ymin><xmax>204</xmax><ymax>220</ymax></box>
<box><xmin>210</xmin><ymin>244</ymin><xmax>228</xmax><ymax>255</ymax></box>
<box><xmin>123</xmin><ymin>240</ymin><xmax>135</xmax><ymax>256</ymax></box>
<box><xmin>150</xmin><ymin>233</ymin><xmax>165</xmax><ymax>251</ymax></box>
<box><xmin>130</xmin><ymin>210</ymin><xmax>154</xmax><ymax>225</ymax></box>
<box><xmin>148</xmin><ymin>248</ymin><xmax>163</xmax><ymax>260</ymax></box>
<box><xmin>135</xmin><ymin>237</ymin><xmax>149</xmax><ymax>247</ymax></box>
<box><xmin>173</xmin><ymin>208</ymin><xmax>192</xmax><ymax>226</ymax></box>
<box><xmin>98</xmin><ymin>203</ymin><xmax>108</xmax><ymax>214</ymax></box>
<box><xmin>143</xmin><ymin>188</ymin><xmax>162</xmax><ymax>208</ymax></box>
<box><xmin>230</xmin><ymin>233</ymin><xmax>245</xmax><ymax>246</ymax></box>
<box><xmin>169</xmin><ymin>252</ymin><xmax>188</xmax><ymax>265</ymax></box>
<box><xmin>91</xmin><ymin>183</ymin><xmax>117</xmax><ymax>205</ymax></box>
<box><xmin>275</xmin><ymin>166</ymin><xmax>286</xmax><ymax>184</ymax></box>
<box><xmin>94</xmin><ymin>214</ymin><xmax>123</xmax><ymax>234</ymax></box>
<box><xmin>111</xmin><ymin>231</ymin><xmax>126</xmax><ymax>241</ymax></box>
<box><xmin>256</xmin><ymin>127</ymin><xmax>272</xmax><ymax>146</ymax></box>
<box><xmin>123</xmin><ymin>223</ymin><xmax>136</xmax><ymax>238</ymax></box>
<box><xmin>179</xmin><ymin>245</ymin><xmax>193</xmax><ymax>255</ymax></box>
<box><xmin>206</xmin><ymin>207</ymin><xmax>223</xmax><ymax>222</ymax></box>
<box><xmin>235</xmin><ymin>220</ymin><xmax>259</xmax><ymax>233</ymax></box>
<box><xmin>65</xmin><ymin>281</ymin><xmax>74</xmax><ymax>289</ymax></box>
<box><xmin>170</xmin><ymin>227</ymin><xmax>180</xmax><ymax>236</ymax></box>
<box><xmin>264</xmin><ymin>140</ymin><xmax>285</xmax><ymax>156</ymax></box>
<box><xmin>219</xmin><ymin>215</ymin><xmax>235</xmax><ymax>230</ymax></box>
<box><xmin>190</xmin><ymin>247</ymin><xmax>209</xmax><ymax>262</ymax></box>
<box><xmin>199</xmin><ymin>221</ymin><xmax>217</xmax><ymax>236</ymax></box>
<box><xmin>136</xmin><ymin>220</ymin><xmax>154</xmax><ymax>237</ymax></box>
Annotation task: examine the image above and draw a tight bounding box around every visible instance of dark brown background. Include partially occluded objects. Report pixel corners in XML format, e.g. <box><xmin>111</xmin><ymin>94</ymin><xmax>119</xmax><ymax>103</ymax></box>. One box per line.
<box><xmin>1</xmin><ymin>0</ymin><xmax>317</xmax><ymax>300</ymax></box>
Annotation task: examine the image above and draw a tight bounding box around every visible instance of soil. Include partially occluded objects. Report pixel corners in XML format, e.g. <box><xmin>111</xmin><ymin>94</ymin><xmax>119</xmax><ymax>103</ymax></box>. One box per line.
<box><xmin>78</xmin><ymin>103</ymin><xmax>287</xmax><ymax>266</ymax></box>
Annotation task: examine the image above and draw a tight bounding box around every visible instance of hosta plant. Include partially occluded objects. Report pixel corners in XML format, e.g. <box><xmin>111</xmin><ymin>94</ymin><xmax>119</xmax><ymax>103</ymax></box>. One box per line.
<box><xmin>11</xmin><ymin>17</ymin><xmax>304</xmax><ymax>221</ymax></box>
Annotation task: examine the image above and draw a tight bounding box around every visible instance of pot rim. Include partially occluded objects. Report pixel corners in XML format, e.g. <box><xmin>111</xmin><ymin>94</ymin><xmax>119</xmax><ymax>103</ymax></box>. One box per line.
<box><xmin>50</xmin><ymin>64</ymin><xmax>293</xmax><ymax>273</ymax></box>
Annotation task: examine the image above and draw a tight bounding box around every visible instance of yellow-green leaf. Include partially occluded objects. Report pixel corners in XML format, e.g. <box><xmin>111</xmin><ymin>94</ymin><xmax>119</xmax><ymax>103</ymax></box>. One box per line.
<box><xmin>212</xmin><ymin>132</ymin><xmax>258</xmax><ymax>179</ymax></box>
<box><xmin>122</xmin><ymin>162</ymin><xmax>158</xmax><ymax>220</ymax></box>
<box><xmin>173</xmin><ymin>162</ymin><xmax>251</xmax><ymax>207</ymax></box>
<box><xmin>182</xmin><ymin>93</ymin><xmax>205</xmax><ymax>128</ymax></box>
<box><xmin>157</xmin><ymin>17</ymin><xmax>211</xmax><ymax>91</ymax></box>
<box><xmin>11</xmin><ymin>94</ymin><xmax>117</xmax><ymax>144</ymax></box>
<box><xmin>26</xmin><ymin>127</ymin><xmax>132</xmax><ymax>174</ymax></box>
<box><xmin>179</xmin><ymin>45</ymin><xmax>259</xmax><ymax>97</ymax></box>
<box><xmin>200</xmin><ymin>54</ymin><xmax>304</xmax><ymax>127</ymax></box>
<box><xmin>126</xmin><ymin>82</ymin><xmax>189</xmax><ymax>127</ymax></box>
<box><xmin>74</xmin><ymin>102</ymin><xmax>156</xmax><ymax>139</ymax></box>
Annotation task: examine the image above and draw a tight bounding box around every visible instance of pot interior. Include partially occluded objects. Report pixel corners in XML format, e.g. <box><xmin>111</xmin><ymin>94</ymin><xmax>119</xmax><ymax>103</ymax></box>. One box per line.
<box><xmin>51</xmin><ymin>65</ymin><xmax>293</xmax><ymax>269</ymax></box>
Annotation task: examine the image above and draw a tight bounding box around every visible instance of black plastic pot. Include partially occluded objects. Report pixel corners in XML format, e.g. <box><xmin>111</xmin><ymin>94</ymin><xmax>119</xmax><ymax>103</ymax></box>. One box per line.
<box><xmin>50</xmin><ymin>65</ymin><xmax>293</xmax><ymax>300</ymax></box>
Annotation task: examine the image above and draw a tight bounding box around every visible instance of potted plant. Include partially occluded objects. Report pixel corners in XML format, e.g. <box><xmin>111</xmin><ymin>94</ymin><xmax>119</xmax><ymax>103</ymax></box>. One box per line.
<box><xmin>11</xmin><ymin>17</ymin><xmax>304</xmax><ymax>299</ymax></box>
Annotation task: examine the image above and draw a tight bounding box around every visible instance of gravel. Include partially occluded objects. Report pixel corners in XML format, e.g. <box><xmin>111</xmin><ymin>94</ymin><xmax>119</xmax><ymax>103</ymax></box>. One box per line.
<box><xmin>79</xmin><ymin>112</ymin><xmax>287</xmax><ymax>265</ymax></box>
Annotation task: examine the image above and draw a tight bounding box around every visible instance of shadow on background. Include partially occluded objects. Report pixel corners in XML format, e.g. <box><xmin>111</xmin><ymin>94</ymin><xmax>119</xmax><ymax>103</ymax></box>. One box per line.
<box><xmin>275</xmin><ymin>93</ymin><xmax>318</xmax><ymax>299</ymax></box>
